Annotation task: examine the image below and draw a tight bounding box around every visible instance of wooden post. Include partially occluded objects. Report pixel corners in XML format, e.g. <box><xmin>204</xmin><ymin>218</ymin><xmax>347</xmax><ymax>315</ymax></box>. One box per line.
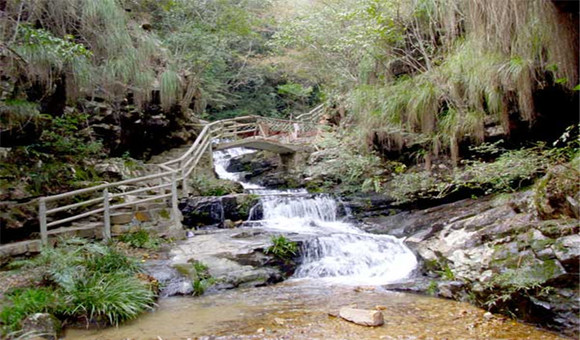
<box><xmin>158</xmin><ymin>168</ymin><xmax>164</xmax><ymax>195</ymax></box>
<box><xmin>171</xmin><ymin>172</ymin><xmax>179</xmax><ymax>222</ymax></box>
<box><xmin>103</xmin><ymin>189</ymin><xmax>111</xmax><ymax>241</ymax></box>
<box><xmin>39</xmin><ymin>198</ymin><xmax>48</xmax><ymax>246</ymax></box>
<box><xmin>181</xmin><ymin>160</ymin><xmax>189</xmax><ymax>197</ymax></box>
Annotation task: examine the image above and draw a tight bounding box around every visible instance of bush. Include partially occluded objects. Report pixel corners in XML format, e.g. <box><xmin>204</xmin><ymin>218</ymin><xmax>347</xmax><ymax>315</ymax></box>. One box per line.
<box><xmin>1</xmin><ymin>239</ymin><xmax>156</xmax><ymax>334</ymax></box>
<box><xmin>0</xmin><ymin>287</ymin><xmax>60</xmax><ymax>333</ymax></box>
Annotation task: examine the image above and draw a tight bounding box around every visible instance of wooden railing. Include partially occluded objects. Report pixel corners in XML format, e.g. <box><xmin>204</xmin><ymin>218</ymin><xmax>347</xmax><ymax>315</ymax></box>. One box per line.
<box><xmin>36</xmin><ymin>112</ymin><xmax>323</xmax><ymax>245</ymax></box>
<box><xmin>295</xmin><ymin>104</ymin><xmax>324</xmax><ymax>122</ymax></box>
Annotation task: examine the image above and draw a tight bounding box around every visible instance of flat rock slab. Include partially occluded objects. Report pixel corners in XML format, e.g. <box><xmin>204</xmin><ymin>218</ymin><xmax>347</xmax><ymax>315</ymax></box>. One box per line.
<box><xmin>339</xmin><ymin>307</ymin><xmax>384</xmax><ymax>327</ymax></box>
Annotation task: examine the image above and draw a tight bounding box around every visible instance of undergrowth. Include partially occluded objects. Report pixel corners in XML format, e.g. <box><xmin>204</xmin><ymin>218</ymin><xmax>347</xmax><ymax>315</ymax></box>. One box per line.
<box><xmin>387</xmin><ymin>144</ymin><xmax>552</xmax><ymax>204</ymax></box>
<box><xmin>118</xmin><ymin>229</ymin><xmax>164</xmax><ymax>250</ymax></box>
<box><xmin>190</xmin><ymin>174</ymin><xmax>243</xmax><ymax>196</ymax></box>
<box><xmin>1</xmin><ymin>238</ymin><xmax>156</xmax><ymax>336</ymax></box>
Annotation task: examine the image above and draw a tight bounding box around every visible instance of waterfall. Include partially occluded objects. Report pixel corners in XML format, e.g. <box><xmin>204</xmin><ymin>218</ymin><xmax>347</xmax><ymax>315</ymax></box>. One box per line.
<box><xmin>213</xmin><ymin>147</ymin><xmax>418</xmax><ymax>285</ymax></box>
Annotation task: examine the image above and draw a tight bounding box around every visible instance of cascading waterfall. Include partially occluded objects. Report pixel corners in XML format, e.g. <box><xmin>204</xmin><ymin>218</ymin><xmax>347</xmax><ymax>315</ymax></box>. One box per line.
<box><xmin>213</xmin><ymin>147</ymin><xmax>418</xmax><ymax>285</ymax></box>
<box><xmin>213</xmin><ymin>147</ymin><xmax>262</xmax><ymax>189</ymax></box>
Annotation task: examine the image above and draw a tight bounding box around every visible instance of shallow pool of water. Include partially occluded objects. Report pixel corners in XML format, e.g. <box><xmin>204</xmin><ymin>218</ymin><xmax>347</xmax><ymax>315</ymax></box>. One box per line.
<box><xmin>66</xmin><ymin>280</ymin><xmax>564</xmax><ymax>340</ymax></box>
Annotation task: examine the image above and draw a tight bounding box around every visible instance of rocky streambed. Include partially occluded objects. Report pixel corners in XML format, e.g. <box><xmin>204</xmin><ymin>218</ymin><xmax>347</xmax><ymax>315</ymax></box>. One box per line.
<box><xmin>68</xmin><ymin>147</ymin><xmax>577</xmax><ymax>339</ymax></box>
<box><xmin>67</xmin><ymin>280</ymin><xmax>565</xmax><ymax>339</ymax></box>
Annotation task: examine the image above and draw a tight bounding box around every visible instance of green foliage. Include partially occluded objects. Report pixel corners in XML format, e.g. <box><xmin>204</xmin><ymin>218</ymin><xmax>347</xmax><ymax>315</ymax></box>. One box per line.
<box><xmin>0</xmin><ymin>99</ymin><xmax>40</xmax><ymax>130</ymax></box>
<box><xmin>275</xmin><ymin>0</ymin><xmax>577</xmax><ymax>161</ymax></box>
<box><xmin>118</xmin><ymin>229</ymin><xmax>164</xmax><ymax>250</ymax></box>
<box><xmin>175</xmin><ymin>260</ymin><xmax>215</xmax><ymax>296</ymax></box>
<box><xmin>426</xmin><ymin>280</ymin><xmax>438</xmax><ymax>296</ymax></box>
<box><xmin>265</xmin><ymin>235</ymin><xmax>298</xmax><ymax>263</ymax></box>
<box><xmin>0</xmin><ymin>287</ymin><xmax>60</xmax><ymax>333</ymax></box>
<box><xmin>61</xmin><ymin>271</ymin><xmax>155</xmax><ymax>326</ymax></box>
<box><xmin>388</xmin><ymin>147</ymin><xmax>549</xmax><ymax>203</ymax></box>
<box><xmin>160</xmin><ymin>69</ymin><xmax>182</xmax><ymax>111</ymax></box>
<box><xmin>39</xmin><ymin>113</ymin><xmax>103</xmax><ymax>158</ymax></box>
<box><xmin>483</xmin><ymin>261</ymin><xmax>559</xmax><ymax>309</ymax></box>
<box><xmin>190</xmin><ymin>261</ymin><xmax>215</xmax><ymax>296</ymax></box>
<box><xmin>2</xmin><ymin>238</ymin><xmax>155</xmax><ymax>333</ymax></box>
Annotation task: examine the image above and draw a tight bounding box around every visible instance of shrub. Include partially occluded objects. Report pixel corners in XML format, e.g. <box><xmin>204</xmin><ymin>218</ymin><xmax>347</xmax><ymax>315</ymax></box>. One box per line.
<box><xmin>264</xmin><ymin>235</ymin><xmax>298</xmax><ymax>263</ymax></box>
<box><xmin>0</xmin><ymin>287</ymin><xmax>60</xmax><ymax>333</ymax></box>
<box><xmin>2</xmin><ymin>238</ymin><xmax>156</xmax><ymax>334</ymax></box>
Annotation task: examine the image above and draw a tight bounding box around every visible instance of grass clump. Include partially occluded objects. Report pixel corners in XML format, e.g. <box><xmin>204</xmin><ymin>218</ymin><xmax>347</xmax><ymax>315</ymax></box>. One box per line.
<box><xmin>174</xmin><ymin>260</ymin><xmax>215</xmax><ymax>296</ymax></box>
<box><xmin>190</xmin><ymin>261</ymin><xmax>215</xmax><ymax>296</ymax></box>
<box><xmin>118</xmin><ymin>229</ymin><xmax>164</xmax><ymax>250</ymax></box>
<box><xmin>1</xmin><ymin>238</ymin><xmax>156</xmax><ymax>336</ymax></box>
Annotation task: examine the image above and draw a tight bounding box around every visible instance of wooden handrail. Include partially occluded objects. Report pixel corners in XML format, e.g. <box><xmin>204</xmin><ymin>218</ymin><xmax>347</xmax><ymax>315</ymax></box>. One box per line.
<box><xmin>35</xmin><ymin>108</ymin><xmax>323</xmax><ymax>245</ymax></box>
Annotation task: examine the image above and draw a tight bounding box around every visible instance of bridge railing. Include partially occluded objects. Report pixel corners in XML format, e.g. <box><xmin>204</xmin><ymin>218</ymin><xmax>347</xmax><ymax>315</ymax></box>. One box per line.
<box><xmin>34</xmin><ymin>112</ymin><xmax>321</xmax><ymax>245</ymax></box>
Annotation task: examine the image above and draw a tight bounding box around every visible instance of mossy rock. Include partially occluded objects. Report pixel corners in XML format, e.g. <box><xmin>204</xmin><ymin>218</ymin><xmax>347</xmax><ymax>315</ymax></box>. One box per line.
<box><xmin>534</xmin><ymin>163</ymin><xmax>580</xmax><ymax>220</ymax></box>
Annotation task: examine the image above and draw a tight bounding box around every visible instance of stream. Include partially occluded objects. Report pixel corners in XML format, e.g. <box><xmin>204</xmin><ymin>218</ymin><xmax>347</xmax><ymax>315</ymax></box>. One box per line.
<box><xmin>66</xmin><ymin>148</ymin><xmax>565</xmax><ymax>339</ymax></box>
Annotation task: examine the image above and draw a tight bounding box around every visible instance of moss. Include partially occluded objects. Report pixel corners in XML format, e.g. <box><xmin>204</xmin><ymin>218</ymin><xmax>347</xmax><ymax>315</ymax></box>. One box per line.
<box><xmin>236</xmin><ymin>194</ymin><xmax>260</xmax><ymax>218</ymax></box>
<box><xmin>158</xmin><ymin>209</ymin><xmax>171</xmax><ymax>220</ymax></box>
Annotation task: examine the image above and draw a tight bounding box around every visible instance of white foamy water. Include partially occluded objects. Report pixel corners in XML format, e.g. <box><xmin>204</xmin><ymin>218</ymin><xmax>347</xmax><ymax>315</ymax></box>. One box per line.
<box><xmin>213</xmin><ymin>147</ymin><xmax>418</xmax><ymax>285</ymax></box>
<box><xmin>213</xmin><ymin>147</ymin><xmax>263</xmax><ymax>189</ymax></box>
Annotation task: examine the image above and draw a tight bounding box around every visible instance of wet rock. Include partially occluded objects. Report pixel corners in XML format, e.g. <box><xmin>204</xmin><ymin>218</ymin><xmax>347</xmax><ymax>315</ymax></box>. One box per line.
<box><xmin>169</xmin><ymin>228</ymin><xmax>300</xmax><ymax>291</ymax></box>
<box><xmin>179</xmin><ymin>196</ymin><xmax>224</xmax><ymax>227</ymax></box>
<box><xmin>227</xmin><ymin>151</ymin><xmax>281</xmax><ymax>177</ymax></box>
<box><xmin>20</xmin><ymin>313</ymin><xmax>61</xmax><ymax>340</ymax></box>
<box><xmin>143</xmin><ymin>260</ymin><xmax>193</xmax><ymax>297</ymax></box>
<box><xmin>437</xmin><ymin>281</ymin><xmax>466</xmax><ymax>299</ymax></box>
<box><xmin>553</xmin><ymin>234</ymin><xmax>580</xmax><ymax>274</ymax></box>
<box><xmin>179</xmin><ymin>194</ymin><xmax>260</xmax><ymax>228</ymax></box>
<box><xmin>363</xmin><ymin>189</ymin><xmax>579</xmax><ymax>336</ymax></box>
<box><xmin>341</xmin><ymin>194</ymin><xmax>396</xmax><ymax>218</ymax></box>
<box><xmin>339</xmin><ymin>307</ymin><xmax>384</xmax><ymax>326</ymax></box>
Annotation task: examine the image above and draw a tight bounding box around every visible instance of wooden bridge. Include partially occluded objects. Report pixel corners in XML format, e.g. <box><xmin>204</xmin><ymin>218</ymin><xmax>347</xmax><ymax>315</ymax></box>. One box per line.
<box><xmin>0</xmin><ymin>105</ymin><xmax>325</xmax><ymax>255</ymax></box>
<box><xmin>215</xmin><ymin>138</ymin><xmax>302</xmax><ymax>154</ymax></box>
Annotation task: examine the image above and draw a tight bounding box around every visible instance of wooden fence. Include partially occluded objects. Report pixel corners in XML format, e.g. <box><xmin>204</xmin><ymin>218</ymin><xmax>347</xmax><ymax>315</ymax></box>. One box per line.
<box><xmin>36</xmin><ymin>109</ymin><xmax>323</xmax><ymax>245</ymax></box>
